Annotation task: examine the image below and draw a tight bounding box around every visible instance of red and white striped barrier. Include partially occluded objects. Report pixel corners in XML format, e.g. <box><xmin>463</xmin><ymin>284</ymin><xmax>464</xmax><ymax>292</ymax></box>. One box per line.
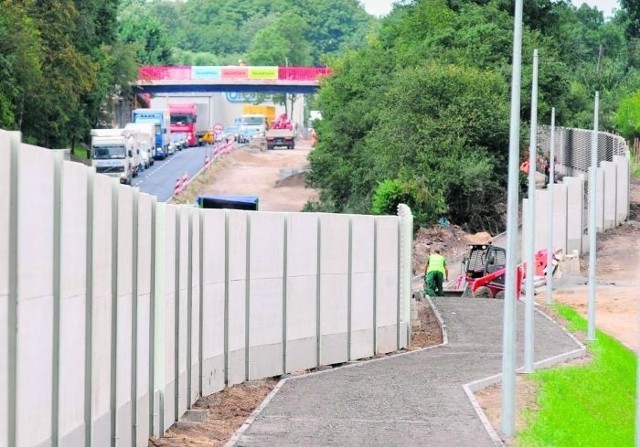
<box><xmin>204</xmin><ymin>154</ymin><xmax>211</xmax><ymax>169</ymax></box>
<box><xmin>174</xmin><ymin>177</ymin><xmax>182</xmax><ymax>196</ymax></box>
<box><xmin>181</xmin><ymin>172</ymin><xmax>188</xmax><ymax>191</ymax></box>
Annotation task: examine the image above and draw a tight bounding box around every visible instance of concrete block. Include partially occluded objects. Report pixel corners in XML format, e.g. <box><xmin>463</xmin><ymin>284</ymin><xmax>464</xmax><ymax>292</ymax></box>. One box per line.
<box><xmin>601</xmin><ymin>161</ymin><xmax>617</xmax><ymax>228</ymax></box>
<box><xmin>564</xmin><ymin>176</ymin><xmax>584</xmax><ymax>254</ymax></box>
<box><xmin>613</xmin><ymin>155</ymin><xmax>629</xmax><ymax>222</ymax></box>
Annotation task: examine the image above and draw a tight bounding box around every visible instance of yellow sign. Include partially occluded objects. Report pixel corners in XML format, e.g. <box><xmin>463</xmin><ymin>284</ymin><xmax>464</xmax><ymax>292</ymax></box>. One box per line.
<box><xmin>248</xmin><ymin>66</ymin><xmax>278</xmax><ymax>80</ymax></box>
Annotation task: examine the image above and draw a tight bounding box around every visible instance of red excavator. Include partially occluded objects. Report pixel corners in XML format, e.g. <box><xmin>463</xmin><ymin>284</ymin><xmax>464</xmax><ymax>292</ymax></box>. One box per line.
<box><xmin>446</xmin><ymin>243</ymin><xmax>553</xmax><ymax>299</ymax></box>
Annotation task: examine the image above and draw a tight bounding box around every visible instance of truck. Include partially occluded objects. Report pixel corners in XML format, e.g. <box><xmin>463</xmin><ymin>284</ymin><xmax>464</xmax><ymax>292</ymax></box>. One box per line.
<box><xmin>242</xmin><ymin>105</ymin><xmax>276</xmax><ymax>128</ymax></box>
<box><xmin>132</xmin><ymin>108</ymin><xmax>170</xmax><ymax>154</ymax></box>
<box><xmin>265</xmin><ymin>113</ymin><xmax>295</xmax><ymax>150</ymax></box>
<box><xmin>124</xmin><ymin>122</ymin><xmax>156</xmax><ymax>168</ymax></box>
<box><xmin>90</xmin><ymin>128</ymin><xmax>139</xmax><ymax>184</ymax></box>
<box><xmin>169</xmin><ymin>103</ymin><xmax>198</xmax><ymax>147</ymax></box>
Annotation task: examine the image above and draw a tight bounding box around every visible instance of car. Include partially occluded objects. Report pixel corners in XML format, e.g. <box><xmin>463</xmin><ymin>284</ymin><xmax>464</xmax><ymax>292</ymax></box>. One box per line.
<box><xmin>154</xmin><ymin>147</ymin><xmax>167</xmax><ymax>160</ymax></box>
<box><xmin>170</xmin><ymin>133</ymin><xmax>186</xmax><ymax>151</ymax></box>
<box><xmin>220</xmin><ymin>125</ymin><xmax>248</xmax><ymax>143</ymax></box>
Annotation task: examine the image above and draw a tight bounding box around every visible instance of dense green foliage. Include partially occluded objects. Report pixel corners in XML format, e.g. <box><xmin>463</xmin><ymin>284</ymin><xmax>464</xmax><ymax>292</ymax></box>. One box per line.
<box><xmin>517</xmin><ymin>305</ymin><xmax>635</xmax><ymax>446</ymax></box>
<box><xmin>307</xmin><ymin>0</ymin><xmax>640</xmax><ymax>231</ymax></box>
<box><xmin>0</xmin><ymin>0</ymin><xmax>375</xmax><ymax>147</ymax></box>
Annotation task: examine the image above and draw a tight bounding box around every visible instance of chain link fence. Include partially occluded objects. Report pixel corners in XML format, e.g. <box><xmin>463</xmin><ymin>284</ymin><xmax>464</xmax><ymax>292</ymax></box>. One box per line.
<box><xmin>537</xmin><ymin>125</ymin><xmax>629</xmax><ymax>232</ymax></box>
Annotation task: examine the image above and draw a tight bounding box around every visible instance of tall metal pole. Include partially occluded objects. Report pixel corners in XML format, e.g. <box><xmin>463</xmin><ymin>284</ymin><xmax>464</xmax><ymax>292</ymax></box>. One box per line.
<box><xmin>587</xmin><ymin>92</ymin><xmax>599</xmax><ymax>341</ymax></box>
<box><xmin>524</xmin><ymin>49</ymin><xmax>539</xmax><ymax>374</ymax></box>
<box><xmin>546</xmin><ymin>108</ymin><xmax>556</xmax><ymax>305</ymax></box>
<box><xmin>501</xmin><ymin>0</ymin><xmax>524</xmax><ymax>437</ymax></box>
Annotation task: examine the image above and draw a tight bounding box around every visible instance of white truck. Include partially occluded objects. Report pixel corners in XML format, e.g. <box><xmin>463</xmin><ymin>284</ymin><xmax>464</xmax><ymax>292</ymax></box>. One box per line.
<box><xmin>90</xmin><ymin>128</ymin><xmax>139</xmax><ymax>185</ymax></box>
<box><xmin>239</xmin><ymin>114</ymin><xmax>268</xmax><ymax>138</ymax></box>
<box><xmin>125</xmin><ymin>122</ymin><xmax>156</xmax><ymax>168</ymax></box>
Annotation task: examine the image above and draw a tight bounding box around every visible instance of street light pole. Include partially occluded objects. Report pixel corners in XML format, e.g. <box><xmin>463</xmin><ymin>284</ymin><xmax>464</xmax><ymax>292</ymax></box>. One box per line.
<box><xmin>501</xmin><ymin>0</ymin><xmax>524</xmax><ymax>437</ymax></box>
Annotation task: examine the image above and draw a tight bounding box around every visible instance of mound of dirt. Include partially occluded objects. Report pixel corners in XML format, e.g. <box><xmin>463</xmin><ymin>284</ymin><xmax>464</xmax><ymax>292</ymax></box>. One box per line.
<box><xmin>276</xmin><ymin>172</ymin><xmax>308</xmax><ymax>188</ymax></box>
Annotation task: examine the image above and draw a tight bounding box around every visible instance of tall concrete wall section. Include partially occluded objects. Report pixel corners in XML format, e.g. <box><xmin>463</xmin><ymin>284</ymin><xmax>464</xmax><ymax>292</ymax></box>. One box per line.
<box><xmin>188</xmin><ymin>208</ymin><xmax>201</xmax><ymax>406</ymax></box>
<box><xmin>564</xmin><ymin>177</ymin><xmax>584</xmax><ymax>254</ymax></box>
<box><xmin>375</xmin><ymin>217</ymin><xmax>399</xmax><ymax>354</ymax></box>
<box><xmin>248</xmin><ymin>212</ymin><xmax>285</xmax><ymax>380</ymax></box>
<box><xmin>135</xmin><ymin>193</ymin><xmax>155</xmax><ymax>446</ymax></box>
<box><xmin>594</xmin><ymin>167</ymin><xmax>605</xmax><ymax>232</ymax></box>
<box><xmin>613</xmin><ymin>155</ymin><xmax>630</xmax><ymax>222</ymax></box>
<box><xmin>319</xmin><ymin>214</ymin><xmax>350</xmax><ymax>366</ymax></box>
<box><xmin>161</xmin><ymin>205</ymin><xmax>177</xmax><ymax>431</ymax></box>
<box><xmin>285</xmin><ymin>213</ymin><xmax>319</xmax><ymax>373</ymax></box>
<box><xmin>552</xmin><ymin>184</ymin><xmax>568</xmax><ymax>254</ymax></box>
<box><xmin>200</xmin><ymin>210</ymin><xmax>226</xmax><ymax>395</ymax></box>
<box><xmin>116</xmin><ymin>185</ymin><xmax>134</xmax><ymax>447</ymax></box>
<box><xmin>91</xmin><ymin>174</ymin><xmax>114</xmax><ymax>447</ymax></box>
<box><xmin>601</xmin><ymin>161</ymin><xmax>617</xmax><ymax>228</ymax></box>
<box><xmin>227</xmin><ymin>210</ymin><xmax>248</xmax><ymax>385</ymax></box>
<box><xmin>349</xmin><ymin>215</ymin><xmax>375</xmax><ymax>360</ymax></box>
<box><xmin>16</xmin><ymin>144</ymin><xmax>55</xmax><ymax>447</ymax></box>
<box><xmin>58</xmin><ymin>161</ymin><xmax>88</xmax><ymax>445</ymax></box>
<box><xmin>0</xmin><ymin>131</ymin><xmax>11</xmax><ymax>447</ymax></box>
<box><xmin>176</xmin><ymin>207</ymin><xmax>190</xmax><ymax>418</ymax></box>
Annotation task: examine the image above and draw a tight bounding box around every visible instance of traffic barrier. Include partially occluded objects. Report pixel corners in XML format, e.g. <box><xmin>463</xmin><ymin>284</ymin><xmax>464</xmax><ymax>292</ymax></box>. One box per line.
<box><xmin>204</xmin><ymin>154</ymin><xmax>211</xmax><ymax>169</ymax></box>
<box><xmin>181</xmin><ymin>172</ymin><xmax>188</xmax><ymax>191</ymax></box>
<box><xmin>174</xmin><ymin>177</ymin><xmax>182</xmax><ymax>196</ymax></box>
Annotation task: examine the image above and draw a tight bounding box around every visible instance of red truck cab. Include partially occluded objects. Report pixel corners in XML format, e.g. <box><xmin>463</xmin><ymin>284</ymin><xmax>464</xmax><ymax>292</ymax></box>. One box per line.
<box><xmin>169</xmin><ymin>103</ymin><xmax>198</xmax><ymax>147</ymax></box>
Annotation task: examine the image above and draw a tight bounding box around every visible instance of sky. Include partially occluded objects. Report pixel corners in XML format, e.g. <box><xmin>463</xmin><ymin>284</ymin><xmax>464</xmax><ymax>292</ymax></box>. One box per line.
<box><xmin>360</xmin><ymin>0</ymin><xmax>619</xmax><ymax>18</ymax></box>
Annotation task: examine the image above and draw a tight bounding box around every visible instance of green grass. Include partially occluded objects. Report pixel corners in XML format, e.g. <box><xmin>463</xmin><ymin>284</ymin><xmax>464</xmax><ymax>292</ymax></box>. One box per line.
<box><xmin>516</xmin><ymin>305</ymin><xmax>636</xmax><ymax>447</ymax></box>
<box><xmin>72</xmin><ymin>146</ymin><xmax>89</xmax><ymax>159</ymax></box>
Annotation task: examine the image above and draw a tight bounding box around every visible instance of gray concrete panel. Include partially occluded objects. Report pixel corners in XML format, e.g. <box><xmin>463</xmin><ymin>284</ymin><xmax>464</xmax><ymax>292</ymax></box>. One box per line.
<box><xmin>602</xmin><ymin>161</ymin><xmax>617</xmax><ymax>228</ymax></box>
<box><xmin>161</xmin><ymin>206</ymin><xmax>177</xmax><ymax>431</ymax></box>
<box><xmin>189</xmin><ymin>208</ymin><xmax>201</xmax><ymax>405</ymax></box>
<box><xmin>163</xmin><ymin>380</ymin><xmax>176</xmax><ymax>430</ymax></box>
<box><xmin>613</xmin><ymin>155</ymin><xmax>629</xmax><ymax>222</ymax></box>
<box><xmin>202</xmin><ymin>355</ymin><xmax>225</xmax><ymax>395</ymax></box>
<box><xmin>319</xmin><ymin>214</ymin><xmax>349</xmax><ymax>274</ymax></box>
<box><xmin>350</xmin><ymin>216</ymin><xmax>375</xmax><ymax>360</ymax></box>
<box><xmin>319</xmin><ymin>274</ymin><xmax>348</xmax><ymax>364</ymax></box>
<box><xmin>92</xmin><ymin>410</ymin><xmax>111</xmax><ymax>447</ymax></box>
<box><xmin>16</xmin><ymin>144</ymin><xmax>54</xmax><ymax>447</ymax></box>
<box><xmin>249</xmin><ymin>342</ymin><xmax>284</xmax><ymax>380</ymax></box>
<box><xmin>594</xmin><ymin>167</ymin><xmax>605</xmax><ymax>232</ymax></box>
<box><xmin>116</xmin><ymin>187</ymin><xmax>134</xmax><ymax>422</ymax></box>
<box><xmin>564</xmin><ymin>176</ymin><xmax>584</xmax><ymax>254</ymax></box>
<box><xmin>117</xmin><ymin>401</ymin><xmax>132</xmax><ymax>447</ymax></box>
<box><xmin>285</xmin><ymin>213</ymin><xmax>318</xmax><ymax>373</ymax></box>
<box><xmin>91</xmin><ymin>174</ymin><xmax>113</xmax><ymax>432</ymax></box>
<box><xmin>286</xmin><ymin>337</ymin><xmax>317</xmax><ymax>373</ymax></box>
<box><xmin>136</xmin><ymin>393</ymin><xmax>150</xmax><ymax>446</ymax></box>
<box><xmin>249</xmin><ymin>278</ymin><xmax>284</xmax><ymax>378</ymax></box>
<box><xmin>376</xmin><ymin>324</ymin><xmax>398</xmax><ymax>354</ymax></box>
<box><xmin>320</xmin><ymin>333</ymin><xmax>348</xmax><ymax>366</ymax></box>
<box><xmin>285</xmin><ymin>276</ymin><xmax>317</xmax><ymax>373</ymax></box>
<box><xmin>249</xmin><ymin>212</ymin><xmax>285</xmax><ymax>279</ymax></box>
<box><xmin>177</xmin><ymin>208</ymin><xmax>190</xmax><ymax>416</ymax></box>
<box><xmin>350</xmin><ymin>272</ymin><xmax>374</xmax><ymax>359</ymax></box>
<box><xmin>0</xmin><ymin>131</ymin><xmax>8</xmax><ymax>445</ymax></box>
<box><xmin>227</xmin><ymin>348</ymin><xmax>246</xmax><ymax>386</ymax></box>
<box><xmin>59</xmin><ymin>422</ymin><xmax>85</xmax><ymax>446</ymax></box>
<box><xmin>228</xmin><ymin>279</ymin><xmax>247</xmax><ymax>385</ymax></box>
<box><xmin>59</xmin><ymin>161</ymin><xmax>88</xmax><ymax>442</ymax></box>
<box><xmin>552</xmin><ymin>183</ymin><xmax>568</xmax><ymax>254</ymax></box>
<box><xmin>375</xmin><ymin>217</ymin><xmax>399</xmax><ymax>353</ymax></box>
<box><xmin>227</xmin><ymin>211</ymin><xmax>248</xmax><ymax>281</ymax></box>
<box><xmin>535</xmin><ymin>189</ymin><xmax>549</xmax><ymax>252</ymax></box>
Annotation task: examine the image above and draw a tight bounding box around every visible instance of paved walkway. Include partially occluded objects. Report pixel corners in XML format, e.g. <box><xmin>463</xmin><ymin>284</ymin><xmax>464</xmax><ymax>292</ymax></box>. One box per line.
<box><xmin>230</xmin><ymin>297</ymin><xmax>584</xmax><ymax>447</ymax></box>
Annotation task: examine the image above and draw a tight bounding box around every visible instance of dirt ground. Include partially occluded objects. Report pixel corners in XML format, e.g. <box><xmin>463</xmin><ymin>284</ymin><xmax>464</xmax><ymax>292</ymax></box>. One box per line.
<box><xmin>154</xmin><ymin>141</ymin><xmax>640</xmax><ymax>445</ymax></box>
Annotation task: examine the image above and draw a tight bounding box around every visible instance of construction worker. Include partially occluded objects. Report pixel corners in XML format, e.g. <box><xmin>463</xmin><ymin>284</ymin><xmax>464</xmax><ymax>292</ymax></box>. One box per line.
<box><xmin>424</xmin><ymin>248</ymin><xmax>448</xmax><ymax>297</ymax></box>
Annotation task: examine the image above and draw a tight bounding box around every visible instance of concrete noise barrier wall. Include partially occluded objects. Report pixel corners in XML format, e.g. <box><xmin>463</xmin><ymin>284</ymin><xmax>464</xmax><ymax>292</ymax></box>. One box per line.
<box><xmin>525</xmin><ymin>130</ymin><xmax>630</xmax><ymax>256</ymax></box>
<box><xmin>0</xmin><ymin>130</ymin><xmax>412</xmax><ymax>446</ymax></box>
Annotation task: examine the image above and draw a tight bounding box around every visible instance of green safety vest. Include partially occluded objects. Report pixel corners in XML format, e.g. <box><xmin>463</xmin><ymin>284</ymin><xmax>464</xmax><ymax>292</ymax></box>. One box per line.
<box><xmin>427</xmin><ymin>253</ymin><xmax>446</xmax><ymax>275</ymax></box>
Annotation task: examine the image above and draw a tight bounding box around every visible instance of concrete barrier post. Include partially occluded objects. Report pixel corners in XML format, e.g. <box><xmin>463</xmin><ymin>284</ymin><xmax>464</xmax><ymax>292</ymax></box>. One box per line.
<box><xmin>552</xmin><ymin>183</ymin><xmax>568</xmax><ymax>255</ymax></box>
<box><xmin>397</xmin><ymin>204</ymin><xmax>413</xmax><ymax>348</ymax></box>
<box><xmin>564</xmin><ymin>177</ymin><xmax>584</xmax><ymax>254</ymax></box>
<box><xmin>613</xmin><ymin>155</ymin><xmax>630</xmax><ymax>222</ymax></box>
<box><xmin>601</xmin><ymin>161</ymin><xmax>617</xmax><ymax>228</ymax></box>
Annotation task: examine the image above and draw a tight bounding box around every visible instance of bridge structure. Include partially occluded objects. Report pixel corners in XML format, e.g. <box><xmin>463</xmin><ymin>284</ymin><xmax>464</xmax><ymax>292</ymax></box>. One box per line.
<box><xmin>135</xmin><ymin>65</ymin><xmax>332</xmax><ymax>94</ymax></box>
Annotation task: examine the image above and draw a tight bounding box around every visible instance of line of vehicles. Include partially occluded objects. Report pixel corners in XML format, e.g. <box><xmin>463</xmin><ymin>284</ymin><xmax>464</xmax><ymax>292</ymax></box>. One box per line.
<box><xmin>89</xmin><ymin>103</ymin><xmax>297</xmax><ymax>184</ymax></box>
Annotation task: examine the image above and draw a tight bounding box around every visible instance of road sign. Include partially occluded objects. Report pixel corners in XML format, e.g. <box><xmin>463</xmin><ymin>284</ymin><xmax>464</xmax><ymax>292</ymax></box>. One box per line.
<box><xmin>213</xmin><ymin>123</ymin><xmax>224</xmax><ymax>135</ymax></box>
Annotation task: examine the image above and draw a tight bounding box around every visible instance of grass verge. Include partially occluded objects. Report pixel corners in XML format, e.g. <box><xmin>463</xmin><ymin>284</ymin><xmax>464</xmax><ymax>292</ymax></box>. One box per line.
<box><xmin>516</xmin><ymin>305</ymin><xmax>636</xmax><ymax>446</ymax></box>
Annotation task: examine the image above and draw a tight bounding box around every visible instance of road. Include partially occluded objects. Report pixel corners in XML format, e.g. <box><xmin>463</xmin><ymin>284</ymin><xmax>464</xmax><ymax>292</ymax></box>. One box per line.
<box><xmin>132</xmin><ymin>144</ymin><xmax>216</xmax><ymax>202</ymax></box>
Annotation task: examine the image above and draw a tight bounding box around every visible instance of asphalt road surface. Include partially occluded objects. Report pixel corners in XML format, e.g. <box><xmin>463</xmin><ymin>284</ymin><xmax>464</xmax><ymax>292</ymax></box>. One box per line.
<box><xmin>132</xmin><ymin>143</ymin><xmax>216</xmax><ymax>202</ymax></box>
